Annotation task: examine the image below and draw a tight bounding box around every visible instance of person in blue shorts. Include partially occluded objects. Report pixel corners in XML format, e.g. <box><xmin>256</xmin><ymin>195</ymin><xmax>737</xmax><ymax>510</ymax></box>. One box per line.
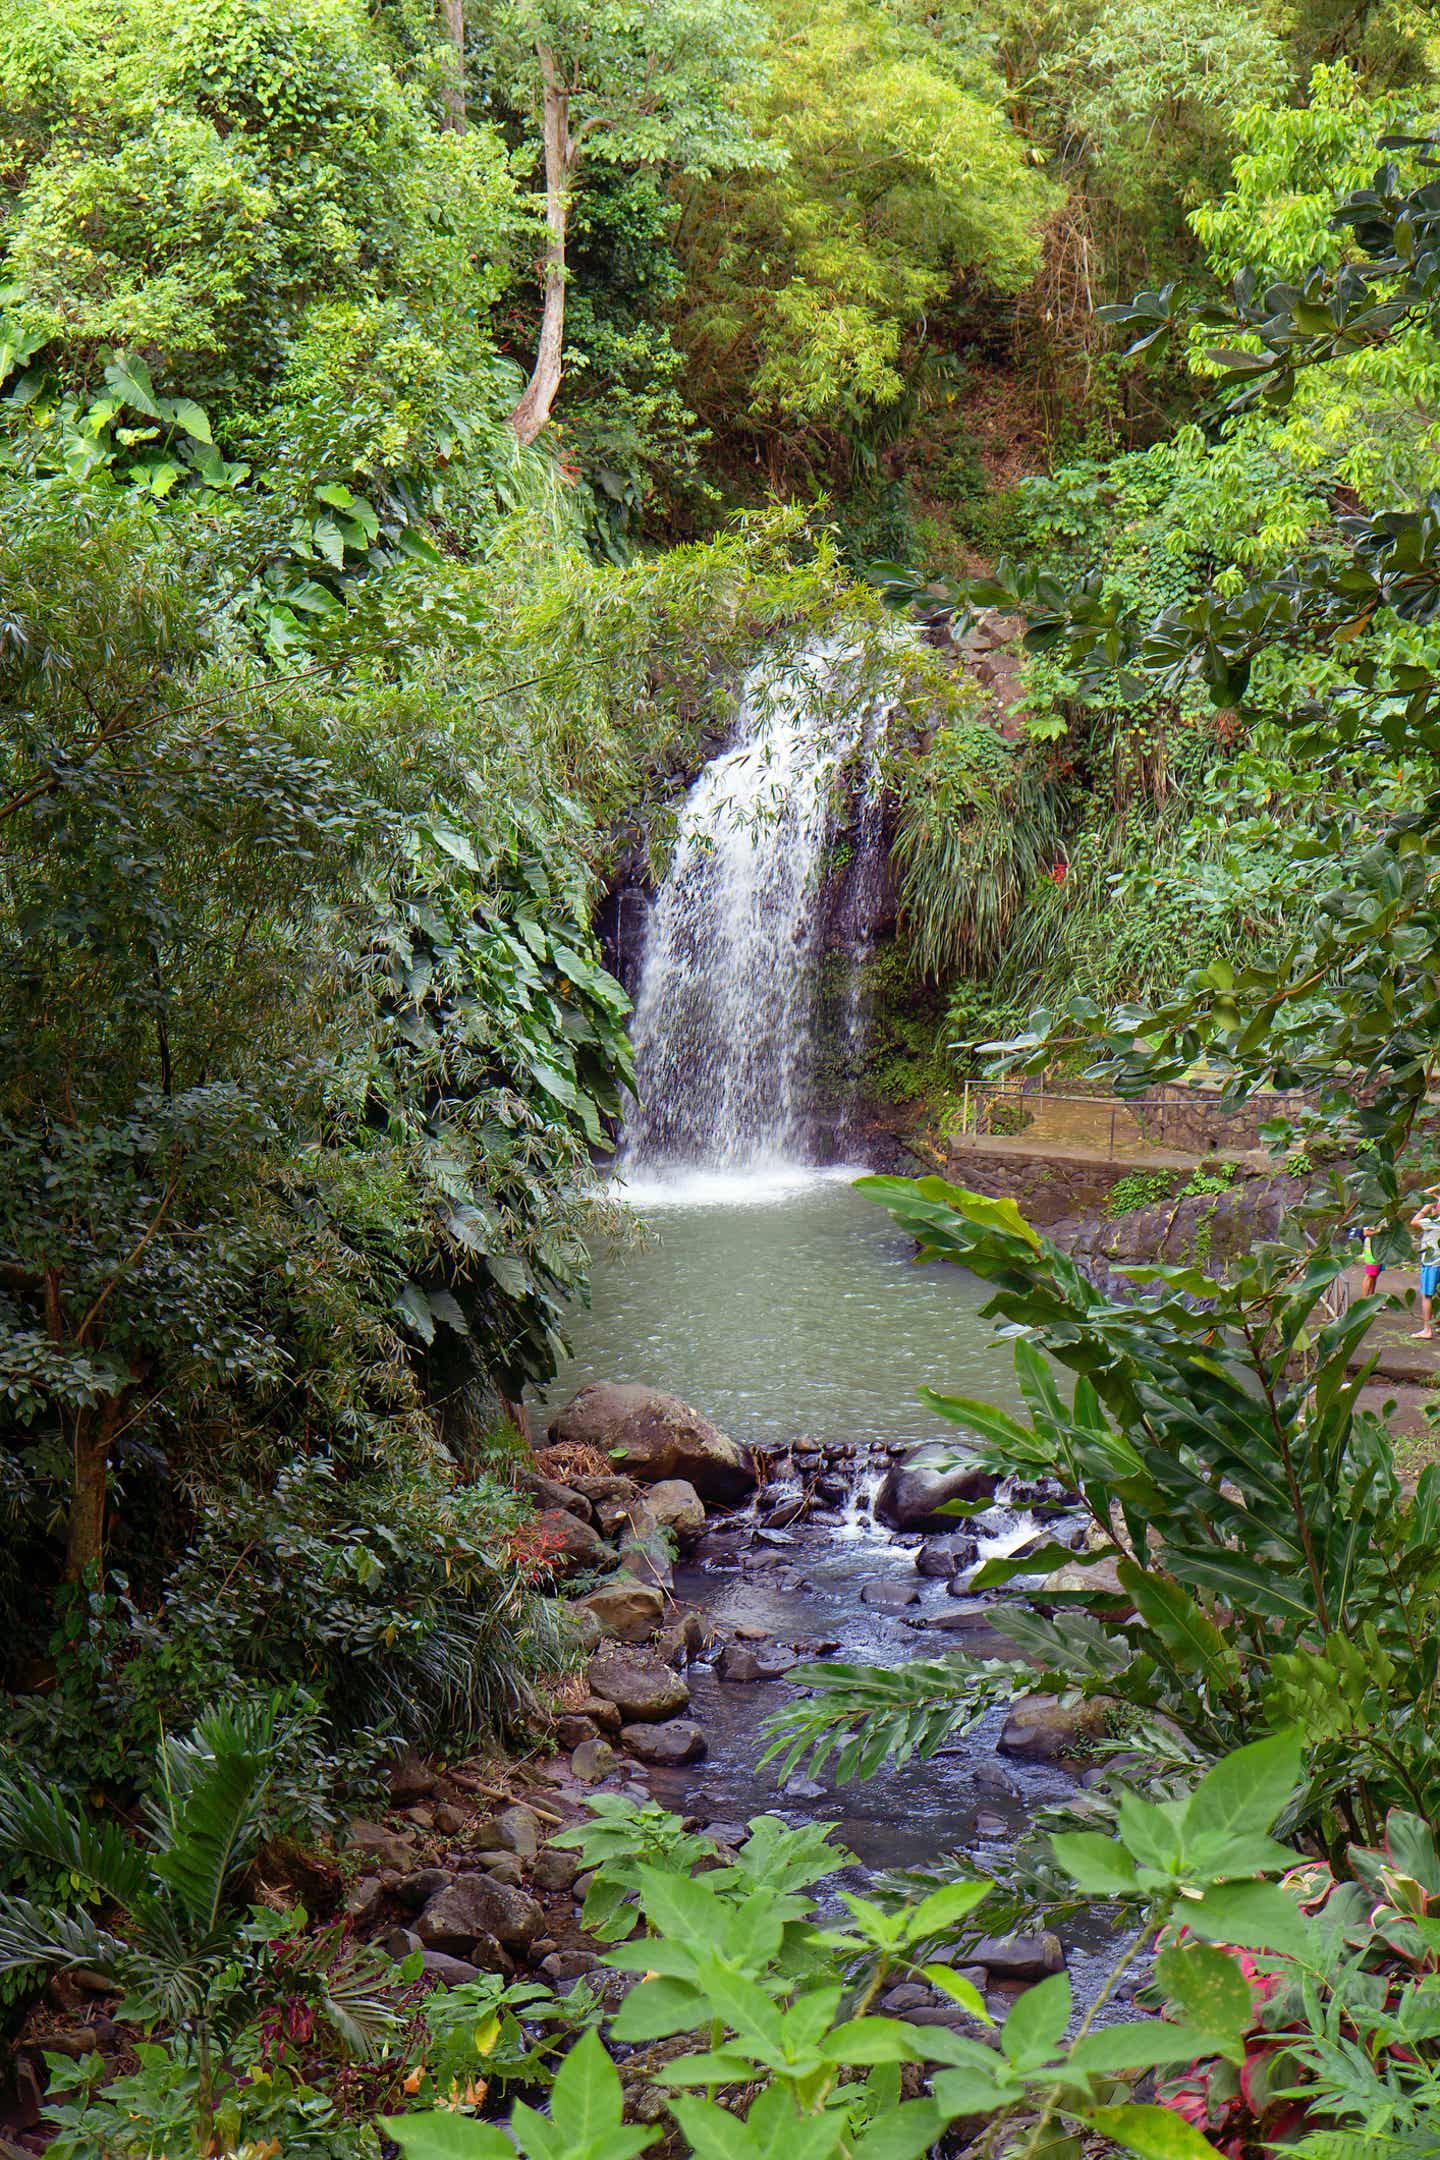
<box><xmin>1410</xmin><ymin>1191</ymin><xmax>1440</xmax><ymax>1339</ymax></box>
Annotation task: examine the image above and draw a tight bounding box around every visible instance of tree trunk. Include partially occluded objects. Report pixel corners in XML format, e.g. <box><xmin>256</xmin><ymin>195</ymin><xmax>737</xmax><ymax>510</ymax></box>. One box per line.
<box><xmin>511</xmin><ymin>47</ymin><xmax>573</xmax><ymax>446</ymax></box>
<box><xmin>65</xmin><ymin>1392</ymin><xmax>127</xmax><ymax>1584</ymax></box>
<box><xmin>438</xmin><ymin>0</ymin><xmax>466</xmax><ymax>132</ymax></box>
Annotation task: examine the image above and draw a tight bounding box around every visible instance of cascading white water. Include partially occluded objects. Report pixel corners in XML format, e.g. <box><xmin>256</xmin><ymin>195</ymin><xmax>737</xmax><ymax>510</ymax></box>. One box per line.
<box><xmin>617</xmin><ymin>640</ymin><xmax>890</xmax><ymax>1184</ymax></box>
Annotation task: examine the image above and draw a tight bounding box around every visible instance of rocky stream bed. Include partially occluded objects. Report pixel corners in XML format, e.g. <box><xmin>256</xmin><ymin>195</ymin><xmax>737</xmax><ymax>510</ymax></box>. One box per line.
<box><xmin>338</xmin><ymin>1381</ymin><xmax>1125</xmax><ymax>2034</ymax></box>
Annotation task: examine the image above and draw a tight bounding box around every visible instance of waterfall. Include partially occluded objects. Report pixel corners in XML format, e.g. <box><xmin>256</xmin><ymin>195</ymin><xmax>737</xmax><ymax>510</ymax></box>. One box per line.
<box><xmin>617</xmin><ymin>639</ymin><xmax>890</xmax><ymax>1185</ymax></box>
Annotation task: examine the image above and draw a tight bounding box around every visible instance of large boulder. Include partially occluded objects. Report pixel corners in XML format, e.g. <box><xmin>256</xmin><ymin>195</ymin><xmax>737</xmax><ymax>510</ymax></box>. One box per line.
<box><xmin>415</xmin><ymin>1873</ymin><xmax>542</xmax><ymax>1954</ymax></box>
<box><xmin>997</xmin><ymin>1694</ymin><xmax>1104</xmax><ymax>1761</ymax></box>
<box><xmin>578</xmin><ymin>1581</ymin><xmax>664</xmax><ymax>1643</ymax></box>
<box><xmin>873</xmin><ymin>1448</ymin><xmax>996</xmax><ymax>1533</ymax></box>
<box><xmin>589</xmin><ymin>1643</ymin><xmax>690</xmax><ymax>1722</ymax></box>
<box><xmin>548</xmin><ymin>1384</ymin><xmax>755</xmax><ymax>1502</ymax></box>
<box><xmin>622</xmin><ymin>1719</ymin><xmax>707</xmax><ymax>1765</ymax></box>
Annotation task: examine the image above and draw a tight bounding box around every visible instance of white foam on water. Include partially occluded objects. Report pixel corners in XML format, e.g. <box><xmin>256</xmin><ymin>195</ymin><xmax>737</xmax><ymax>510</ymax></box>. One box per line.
<box><xmin>607</xmin><ymin>1162</ymin><xmax>868</xmax><ymax>1212</ymax></box>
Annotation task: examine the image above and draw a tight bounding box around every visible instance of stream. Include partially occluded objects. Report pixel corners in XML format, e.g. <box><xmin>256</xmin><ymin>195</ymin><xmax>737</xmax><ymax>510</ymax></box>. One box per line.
<box><xmin>540</xmin><ymin>1172</ymin><xmax>1118</xmax><ymax>2000</ymax></box>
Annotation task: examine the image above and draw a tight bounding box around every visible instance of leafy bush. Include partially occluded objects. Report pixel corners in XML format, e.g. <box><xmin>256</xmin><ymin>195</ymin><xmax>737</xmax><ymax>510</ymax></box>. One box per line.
<box><xmin>0</xmin><ymin>1696</ymin><xmax>405</xmax><ymax>2150</ymax></box>
<box><xmin>768</xmin><ymin>1178</ymin><xmax>1440</xmax><ymax>1849</ymax></box>
<box><xmin>387</xmin><ymin>1739</ymin><xmax>1327</xmax><ymax>2160</ymax></box>
<box><xmin>1103</xmin><ymin>1169</ymin><xmax>1180</xmax><ymax>1216</ymax></box>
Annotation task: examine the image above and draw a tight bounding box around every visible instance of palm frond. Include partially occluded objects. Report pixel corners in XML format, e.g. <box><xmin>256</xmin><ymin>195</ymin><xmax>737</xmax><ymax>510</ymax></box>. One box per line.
<box><xmin>0</xmin><ymin>1896</ymin><xmax>131</xmax><ymax>1979</ymax></box>
<box><xmin>0</xmin><ymin>1773</ymin><xmax>152</xmax><ymax>1913</ymax></box>
<box><xmin>145</xmin><ymin>1696</ymin><xmax>283</xmax><ymax>1933</ymax></box>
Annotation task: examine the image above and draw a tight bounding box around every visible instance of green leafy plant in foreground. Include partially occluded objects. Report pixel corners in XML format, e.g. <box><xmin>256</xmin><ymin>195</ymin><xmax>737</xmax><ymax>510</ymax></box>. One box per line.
<box><xmin>385</xmin><ymin>1734</ymin><xmax>1315</xmax><ymax>2160</ymax></box>
<box><xmin>0</xmin><ymin>1695</ymin><xmax>403</xmax><ymax>2150</ymax></box>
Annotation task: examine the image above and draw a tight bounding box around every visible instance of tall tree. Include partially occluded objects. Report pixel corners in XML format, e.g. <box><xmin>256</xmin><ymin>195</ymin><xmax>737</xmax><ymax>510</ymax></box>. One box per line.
<box><xmin>471</xmin><ymin>0</ymin><xmax>772</xmax><ymax>445</ymax></box>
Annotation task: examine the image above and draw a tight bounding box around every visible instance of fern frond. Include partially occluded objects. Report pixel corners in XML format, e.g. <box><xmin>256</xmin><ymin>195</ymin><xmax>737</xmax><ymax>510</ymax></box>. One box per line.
<box><xmin>0</xmin><ymin>1897</ymin><xmax>130</xmax><ymax>1979</ymax></box>
<box><xmin>759</xmin><ymin>1655</ymin><xmax>1024</xmax><ymax>1785</ymax></box>
<box><xmin>146</xmin><ymin>1695</ymin><xmax>283</xmax><ymax>1932</ymax></box>
<box><xmin>0</xmin><ymin>1774</ymin><xmax>152</xmax><ymax>1913</ymax></box>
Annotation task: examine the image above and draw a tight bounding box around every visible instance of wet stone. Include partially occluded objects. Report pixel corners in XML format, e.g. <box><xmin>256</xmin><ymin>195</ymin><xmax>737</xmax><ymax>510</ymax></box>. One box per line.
<box><xmin>859</xmin><ymin>1579</ymin><xmax>919</xmax><ymax>1611</ymax></box>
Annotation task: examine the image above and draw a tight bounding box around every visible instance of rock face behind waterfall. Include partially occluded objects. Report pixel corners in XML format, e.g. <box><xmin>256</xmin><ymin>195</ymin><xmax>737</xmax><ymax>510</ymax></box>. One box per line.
<box><xmin>548</xmin><ymin>1383</ymin><xmax>755</xmax><ymax>1502</ymax></box>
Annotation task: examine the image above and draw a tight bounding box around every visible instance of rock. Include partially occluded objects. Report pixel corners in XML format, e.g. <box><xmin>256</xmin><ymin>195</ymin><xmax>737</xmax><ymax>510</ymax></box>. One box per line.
<box><xmin>782</xmin><ymin>1776</ymin><xmax>824</xmax><ymax>1800</ymax></box>
<box><xmin>694</xmin><ymin>1528</ymin><xmax>751</xmax><ymax>1567</ymax></box>
<box><xmin>580</xmin><ymin>1693</ymin><xmax>623</xmax><ymax>1734</ymax></box>
<box><xmin>396</xmin><ymin>1867</ymin><xmax>459</xmax><ymax>1913</ymax></box>
<box><xmin>417</xmin><ymin>1873</ymin><xmax>542</xmax><ymax>1953</ymax></box>
<box><xmin>915</xmin><ymin>1537</ymin><xmax>979</xmax><ymax>1578</ymax></box>
<box><xmin>549</xmin><ymin>1383</ymin><xmax>755</xmax><ymax>1502</ymax></box>
<box><xmin>554</xmin><ymin>1714</ymin><xmax>602</xmax><ymax>1750</ymax></box>
<box><xmin>762</xmin><ymin>1497</ymin><xmax>807</xmax><ymax>1529</ymax></box>
<box><xmin>384</xmin><ymin>1926</ymin><xmax>424</xmax><ymax>1961</ymax></box>
<box><xmin>716</xmin><ymin>1640</ymin><xmax>797</xmax><ymax>1683</ymax></box>
<box><xmin>479</xmin><ymin>1854</ymin><xmax>524</xmax><ymax>1888</ymax></box>
<box><xmin>572</xmin><ymin>1473</ymin><xmax>644</xmax><ymax>1508</ymax></box>
<box><xmin>972</xmin><ymin>1811</ymin><xmax>1008</xmax><ymax>1838</ymax></box>
<box><xmin>657</xmin><ymin>1611</ymin><xmax>711</xmax><ymax>1666</ymax></box>
<box><xmin>974</xmin><ymin>1763</ymin><xmax>1018</xmax><ymax>1799</ymax></box>
<box><xmin>873</xmin><ymin>1449</ymin><xmax>996</xmax><ymax>1532</ymax></box>
<box><xmin>814</xmin><ymin>1475</ymin><xmax>848</xmax><ymax>1505</ymax></box>
<box><xmin>860</xmin><ymin>1579</ymin><xmax>919</xmax><ymax>1611</ymax></box>
<box><xmin>540</xmin><ymin>1949</ymin><xmax>600</xmax><ymax>1982</ymax></box>
<box><xmin>345</xmin><ymin>1876</ymin><xmax>384</xmax><ymax>1927</ymax></box>
<box><xmin>619</xmin><ymin>1535</ymin><xmax>674</xmax><ymax>1593</ymax></box>
<box><xmin>346</xmin><ymin>1820</ymin><xmax>415</xmax><ymax>1873</ymax></box>
<box><xmin>1038</xmin><ymin>1556</ymin><xmax>1127</xmax><ymax>1602</ymax></box>
<box><xmin>646</xmin><ymin>1479</ymin><xmax>707</xmax><ymax>1544</ymax></box>
<box><xmin>420</xmin><ymin>1950</ymin><xmax>482</xmax><ymax>1985</ymax></box>
<box><xmin>597</xmin><ymin>1493</ymin><xmax>658</xmax><ymax>1539</ymax></box>
<box><xmin>434</xmin><ymin>1802</ymin><xmax>468</xmax><ymax>1837</ymax></box>
<box><xmin>903</xmin><ymin>1610</ymin><xmax>1027</xmax><ymax>1658</ymax></box>
<box><xmin>533</xmin><ymin>1846</ymin><xmax>581</xmax><ymax>1893</ymax></box>
<box><xmin>493</xmin><ymin>1805</ymin><xmax>542</xmax><ymax>1859</ymax></box>
<box><xmin>998</xmin><ymin>1695</ymin><xmax>1104</xmax><ymax>1761</ymax></box>
<box><xmin>517</xmin><ymin>1469</ymin><xmax>596</xmax><ymax>1522</ymax></box>
<box><xmin>570</xmin><ymin>1738</ymin><xmax>617</xmax><ymax>1783</ymax></box>
<box><xmin>753</xmin><ymin>1526</ymin><xmax>795</xmax><ymax>1547</ymax></box>
<box><xmin>622</xmin><ymin>1719</ymin><xmax>707</xmax><ymax>1765</ymax></box>
<box><xmin>566</xmin><ymin>1605</ymin><xmax>604</xmax><ymax>1654</ymax></box>
<box><xmin>38</xmin><ymin>2027</ymin><xmax>98</xmax><ymax>2060</ymax></box>
<box><xmin>881</xmin><ymin>1983</ymin><xmax>932</xmax><ymax>2015</ymax></box>
<box><xmin>535</xmin><ymin>1508</ymin><xmax>609</xmax><ymax>1577</ymax></box>
<box><xmin>972</xmin><ymin>1933</ymin><xmax>1066</xmax><ymax>1980</ymax></box>
<box><xmin>579</xmin><ymin>1581</ymin><xmax>664</xmax><ymax>1644</ymax></box>
<box><xmin>406</xmin><ymin>1805</ymin><xmax>435</xmax><ymax>1830</ymax></box>
<box><xmin>387</xmin><ymin>1755</ymin><xmax>437</xmax><ymax>1804</ymax></box>
<box><xmin>589</xmin><ymin>1644</ymin><xmax>690</xmax><ymax>1721</ymax></box>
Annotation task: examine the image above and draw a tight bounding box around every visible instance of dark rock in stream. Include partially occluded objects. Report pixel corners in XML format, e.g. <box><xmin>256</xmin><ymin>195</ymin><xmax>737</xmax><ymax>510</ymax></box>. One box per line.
<box><xmin>915</xmin><ymin>1537</ymin><xmax>978</xmax><ymax>1577</ymax></box>
<box><xmin>717</xmin><ymin>1640</ymin><xmax>797</xmax><ymax>1682</ymax></box>
<box><xmin>859</xmin><ymin>1579</ymin><xmax>919</xmax><ymax>1611</ymax></box>
<box><xmin>623</xmin><ymin>1718</ymin><xmax>707</xmax><ymax>1764</ymax></box>
<box><xmin>873</xmin><ymin>1450</ymin><xmax>996</xmax><ymax>1532</ymax></box>
<box><xmin>971</xmin><ymin>1933</ymin><xmax>1066</xmax><ymax>1980</ymax></box>
<box><xmin>695</xmin><ymin>1528</ymin><xmax>752</xmax><ymax>1567</ymax></box>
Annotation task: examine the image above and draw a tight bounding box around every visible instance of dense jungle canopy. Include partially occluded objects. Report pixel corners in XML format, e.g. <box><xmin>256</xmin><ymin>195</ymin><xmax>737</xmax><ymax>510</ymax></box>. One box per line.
<box><xmin>9</xmin><ymin>2</ymin><xmax>1440</xmax><ymax>2154</ymax></box>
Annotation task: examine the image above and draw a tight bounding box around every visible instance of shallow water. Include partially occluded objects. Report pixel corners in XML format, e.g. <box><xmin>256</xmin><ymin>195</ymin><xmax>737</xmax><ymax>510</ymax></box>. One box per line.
<box><xmin>541</xmin><ymin>1169</ymin><xmax>1020</xmax><ymax>1450</ymax></box>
